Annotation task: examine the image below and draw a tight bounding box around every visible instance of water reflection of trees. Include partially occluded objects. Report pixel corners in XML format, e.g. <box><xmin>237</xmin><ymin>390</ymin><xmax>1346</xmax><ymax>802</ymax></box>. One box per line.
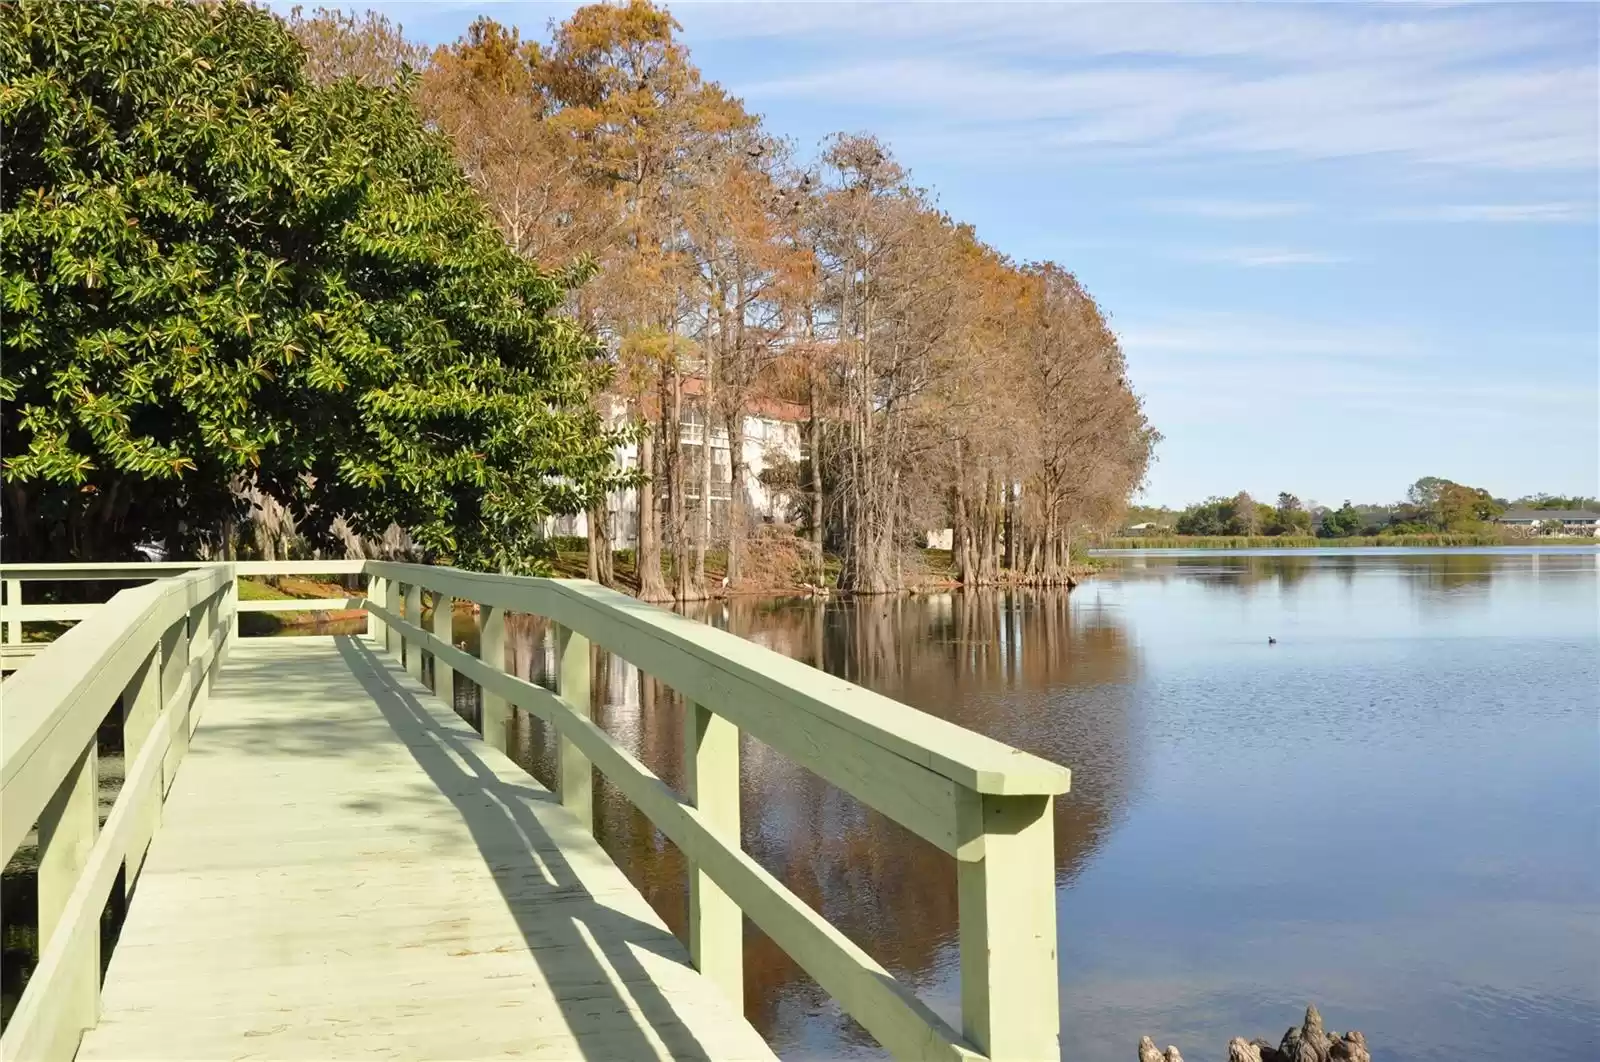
<box><xmin>483</xmin><ymin>591</ymin><xmax>1136</xmax><ymax>1052</ymax></box>
<box><xmin>1408</xmin><ymin>553</ymin><xmax>1496</xmax><ymax>595</ymax></box>
<box><xmin>1131</xmin><ymin>552</ymin><xmax>1504</xmax><ymax>599</ymax></box>
<box><xmin>1170</xmin><ymin>555</ymin><xmax>1321</xmax><ymax>593</ymax></box>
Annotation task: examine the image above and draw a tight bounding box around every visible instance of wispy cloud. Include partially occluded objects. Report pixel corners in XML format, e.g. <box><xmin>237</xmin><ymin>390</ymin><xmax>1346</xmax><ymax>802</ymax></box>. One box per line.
<box><xmin>1149</xmin><ymin>200</ymin><xmax>1311</xmax><ymax>220</ymax></box>
<box><xmin>1386</xmin><ymin>203</ymin><xmax>1593</xmax><ymax>223</ymax></box>
<box><xmin>1118</xmin><ymin>314</ymin><xmax>1425</xmax><ymax>361</ymax></box>
<box><xmin>721</xmin><ymin>5</ymin><xmax>1597</xmax><ymax>173</ymax></box>
<box><xmin>1119</xmin><ymin>313</ymin><xmax>1595</xmax><ymax>423</ymax></box>
<box><xmin>1180</xmin><ymin>247</ymin><xmax>1349</xmax><ymax>268</ymax></box>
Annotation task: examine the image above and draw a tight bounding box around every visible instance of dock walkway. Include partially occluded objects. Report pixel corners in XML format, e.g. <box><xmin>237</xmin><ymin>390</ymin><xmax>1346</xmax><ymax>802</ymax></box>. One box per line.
<box><xmin>4</xmin><ymin>561</ymin><xmax>1071</xmax><ymax>1061</ymax></box>
<box><xmin>77</xmin><ymin>636</ymin><xmax>774</xmax><ymax>1061</ymax></box>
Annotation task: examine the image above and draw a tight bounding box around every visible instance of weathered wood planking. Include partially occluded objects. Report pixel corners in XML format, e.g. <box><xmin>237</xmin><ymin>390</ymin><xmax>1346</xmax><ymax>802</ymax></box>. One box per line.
<box><xmin>77</xmin><ymin>636</ymin><xmax>774</xmax><ymax>1062</ymax></box>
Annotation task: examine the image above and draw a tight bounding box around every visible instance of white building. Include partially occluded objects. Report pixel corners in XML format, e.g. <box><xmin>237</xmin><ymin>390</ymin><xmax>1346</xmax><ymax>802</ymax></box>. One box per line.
<box><xmin>548</xmin><ymin>388</ymin><xmax>805</xmax><ymax>547</ymax></box>
<box><xmin>1496</xmin><ymin>508</ymin><xmax>1600</xmax><ymax>536</ymax></box>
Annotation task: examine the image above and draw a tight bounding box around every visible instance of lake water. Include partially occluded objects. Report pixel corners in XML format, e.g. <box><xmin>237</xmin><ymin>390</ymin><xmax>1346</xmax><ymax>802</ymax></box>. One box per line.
<box><xmin>486</xmin><ymin>549</ymin><xmax>1598</xmax><ymax>1061</ymax></box>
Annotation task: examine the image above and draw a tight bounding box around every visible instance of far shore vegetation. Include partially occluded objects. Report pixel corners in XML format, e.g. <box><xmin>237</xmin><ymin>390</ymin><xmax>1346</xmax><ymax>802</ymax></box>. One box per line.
<box><xmin>1099</xmin><ymin>534</ymin><xmax>1598</xmax><ymax>550</ymax></box>
<box><xmin>1119</xmin><ymin>479</ymin><xmax>1597</xmax><ymax>547</ymax></box>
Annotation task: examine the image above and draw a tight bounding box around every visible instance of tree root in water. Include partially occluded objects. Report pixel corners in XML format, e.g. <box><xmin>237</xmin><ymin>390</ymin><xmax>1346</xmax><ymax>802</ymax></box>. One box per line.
<box><xmin>1139</xmin><ymin>1004</ymin><xmax>1371</xmax><ymax>1062</ymax></box>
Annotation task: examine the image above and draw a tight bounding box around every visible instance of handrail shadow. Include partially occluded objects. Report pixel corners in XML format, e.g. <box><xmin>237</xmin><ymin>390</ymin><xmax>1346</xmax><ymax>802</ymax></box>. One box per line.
<box><xmin>330</xmin><ymin>636</ymin><xmax>719</xmax><ymax>1061</ymax></box>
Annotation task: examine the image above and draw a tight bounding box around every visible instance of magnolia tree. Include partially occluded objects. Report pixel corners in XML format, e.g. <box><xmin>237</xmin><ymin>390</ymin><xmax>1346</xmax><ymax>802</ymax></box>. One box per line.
<box><xmin>0</xmin><ymin>0</ymin><xmax>626</xmax><ymax>568</ymax></box>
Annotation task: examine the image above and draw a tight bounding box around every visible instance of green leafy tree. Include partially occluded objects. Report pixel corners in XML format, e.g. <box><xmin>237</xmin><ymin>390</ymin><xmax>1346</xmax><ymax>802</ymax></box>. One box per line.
<box><xmin>1319</xmin><ymin>500</ymin><xmax>1363</xmax><ymax>538</ymax></box>
<box><xmin>1401</xmin><ymin>476</ymin><xmax>1502</xmax><ymax>531</ymax></box>
<box><xmin>1268</xmin><ymin>491</ymin><xmax>1312</xmax><ymax>535</ymax></box>
<box><xmin>1227</xmin><ymin>491</ymin><xmax>1260</xmax><ymax>535</ymax></box>
<box><xmin>1</xmin><ymin>0</ymin><xmax>626</xmax><ymax>568</ymax></box>
<box><xmin>1176</xmin><ymin>497</ymin><xmax>1230</xmax><ymax>535</ymax></box>
<box><xmin>1515</xmin><ymin>494</ymin><xmax>1599</xmax><ymax>511</ymax></box>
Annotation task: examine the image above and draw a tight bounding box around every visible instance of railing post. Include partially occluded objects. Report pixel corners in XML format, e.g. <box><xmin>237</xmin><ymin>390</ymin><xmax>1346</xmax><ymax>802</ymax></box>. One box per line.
<box><xmin>403</xmin><ymin>582</ymin><xmax>422</xmax><ymax>681</ymax></box>
<box><xmin>956</xmin><ymin>793</ymin><xmax>1059</xmax><ymax>1060</ymax></box>
<box><xmin>122</xmin><ymin>646</ymin><xmax>162</xmax><ymax>890</ymax></box>
<box><xmin>205</xmin><ymin>581</ymin><xmax>224</xmax><ymax>692</ymax></box>
<box><xmin>431</xmin><ymin>589</ymin><xmax>453</xmax><ymax>707</ymax></box>
<box><xmin>378</xmin><ymin>575</ymin><xmax>395</xmax><ymax>654</ymax></box>
<box><xmin>477</xmin><ymin>604</ymin><xmax>509</xmax><ymax>753</ymax></box>
<box><xmin>685</xmin><ymin>701</ymin><xmax>743</xmax><ymax>1008</ymax></box>
<box><xmin>555</xmin><ymin>625</ymin><xmax>592</xmax><ymax>831</ymax></box>
<box><xmin>4</xmin><ymin>578</ymin><xmax>20</xmax><ymax>644</ymax></box>
<box><xmin>164</xmin><ymin>605</ymin><xmax>199</xmax><ymax>792</ymax></box>
<box><xmin>367</xmin><ymin>574</ymin><xmax>386</xmax><ymax>645</ymax></box>
<box><xmin>36</xmin><ymin>741</ymin><xmax>99</xmax><ymax>1040</ymax></box>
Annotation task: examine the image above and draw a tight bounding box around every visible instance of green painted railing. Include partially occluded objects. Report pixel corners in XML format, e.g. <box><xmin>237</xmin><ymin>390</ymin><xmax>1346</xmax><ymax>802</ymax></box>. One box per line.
<box><xmin>1</xmin><ymin>561</ymin><xmax>1071</xmax><ymax>1061</ymax></box>
<box><xmin>0</xmin><ymin>565</ymin><xmax>235</xmax><ymax>1060</ymax></box>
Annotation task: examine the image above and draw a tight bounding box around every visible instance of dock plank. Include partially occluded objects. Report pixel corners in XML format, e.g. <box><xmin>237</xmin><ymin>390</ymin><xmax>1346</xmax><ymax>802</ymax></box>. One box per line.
<box><xmin>78</xmin><ymin>636</ymin><xmax>774</xmax><ymax>1062</ymax></box>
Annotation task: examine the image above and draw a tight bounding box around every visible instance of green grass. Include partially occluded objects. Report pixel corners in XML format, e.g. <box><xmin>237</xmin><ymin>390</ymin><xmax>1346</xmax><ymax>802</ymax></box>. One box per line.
<box><xmin>236</xmin><ymin>577</ymin><xmax>295</xmax><ymax>601</ymax></box>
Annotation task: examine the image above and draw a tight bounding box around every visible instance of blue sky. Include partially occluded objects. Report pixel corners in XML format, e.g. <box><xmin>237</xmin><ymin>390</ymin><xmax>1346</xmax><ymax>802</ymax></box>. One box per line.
<box><xmin>315</xmin><ymin>1</ymin><xmax>1599</xmax><ymax>508</ymax></box>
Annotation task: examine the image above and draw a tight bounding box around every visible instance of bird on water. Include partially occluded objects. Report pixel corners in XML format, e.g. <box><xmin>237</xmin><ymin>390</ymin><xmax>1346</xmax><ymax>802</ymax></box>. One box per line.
<box><xmin>1268</xmin><ymin>636</ymin><xmax>1277</xmax><ymax>645</ymax></box>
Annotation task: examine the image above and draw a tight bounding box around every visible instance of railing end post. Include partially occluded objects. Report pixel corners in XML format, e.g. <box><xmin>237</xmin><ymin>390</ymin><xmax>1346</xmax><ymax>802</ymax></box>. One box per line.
<box><xmin>957</xmin><ymin>791</ymin><xmax>1059</xmax><ymax>1060</ymax></box>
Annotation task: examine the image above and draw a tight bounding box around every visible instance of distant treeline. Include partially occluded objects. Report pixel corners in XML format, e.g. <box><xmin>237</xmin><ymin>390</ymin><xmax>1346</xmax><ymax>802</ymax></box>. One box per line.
<box><xmin>1123</xmin><ymin>478</ymin><xmax>1598</xmax><ymax>540</ymax></box>
<box><xmin>1101</xmin><ymin>533</ymin><xmax>1596</xmax><ymax>550</ymax></box>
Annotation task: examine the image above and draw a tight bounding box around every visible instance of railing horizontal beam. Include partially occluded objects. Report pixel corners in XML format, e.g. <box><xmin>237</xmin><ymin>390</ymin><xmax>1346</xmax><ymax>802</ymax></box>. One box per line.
<box><xmin>357</xmin><ymin>610</ymin><xmax>980</xmax><ymax>1061</ymax></box>
<box><xmin>0</xmin><ymin>603</ymin><xmax>101</xmax><ymax>621</ymax></box>
<box><xmin>0</xmin><ymin>710</ymin><xmax>173</xmax><ymax>1061</ymax></box>
<box><xmin>367</xmin><ymin>563</ymin><xmax>1069</xmax><ymax>799</ymax></box>
<box><xmin>234</xmin><ymin>597</ymin><xmax>365</xmax><ymax>613</ymax></box>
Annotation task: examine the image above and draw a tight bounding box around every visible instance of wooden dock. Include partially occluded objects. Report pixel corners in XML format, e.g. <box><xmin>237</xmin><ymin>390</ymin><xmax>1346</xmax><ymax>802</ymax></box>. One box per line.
<box><xmin>1</xmin><ymin>561</ymin><xmax>1071</xmax><ymax>1061</ymax></box>
<box><xmin>77</xmin><ymin>636</ymin><xmax>774</xmax><ymax>1061</ymax></box>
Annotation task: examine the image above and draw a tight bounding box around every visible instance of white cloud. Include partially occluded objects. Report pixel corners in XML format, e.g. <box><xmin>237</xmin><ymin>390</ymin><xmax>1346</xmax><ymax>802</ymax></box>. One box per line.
<box><xmin>717</xmin><ymin>4</ymin><xmax>1597</xmax><ymax>173</ymax></box>
<box><xmin>1149</xmin><ymin>200</ymin><xmax>1311</xmax><ymax>220</ymax></box>
<box><xmin>1119</xmin><ymin>313</ymin><xmax>1596</xmax><ymax>430</ymax></box>
<box><xmin>1179</xmin><ymin>247</ymin><xmax>1348</xmax><ymax>268</ymax></box>
<box><xmin>1386</xmin><ymin>203</ymin><xmax>1593</xmax><ymax>223</ymax></box>
<box><xmin>1117</xmin><ymin>314</ymin><xmax>1426</xmax><ymax>361</ymax></box>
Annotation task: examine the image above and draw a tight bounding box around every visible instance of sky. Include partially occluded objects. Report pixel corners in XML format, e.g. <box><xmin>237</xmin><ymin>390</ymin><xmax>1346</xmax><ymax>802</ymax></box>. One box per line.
<box><xmin>300</xmin><ymin>1</ymin><xmax>1599</xmax><ymax>508</ymax></box>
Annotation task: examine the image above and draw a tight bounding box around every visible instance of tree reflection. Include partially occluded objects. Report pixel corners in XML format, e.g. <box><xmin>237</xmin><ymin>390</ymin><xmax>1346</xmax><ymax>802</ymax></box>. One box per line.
<box><xmin>504</xmin><ymin>590</ymin><xmax>1137</xmax><ymax>1053</ymax></box>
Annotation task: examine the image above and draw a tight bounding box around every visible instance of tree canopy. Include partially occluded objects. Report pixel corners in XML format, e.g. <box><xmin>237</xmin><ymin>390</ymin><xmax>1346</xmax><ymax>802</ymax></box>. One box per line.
<box><xmin>290</xmin><ymin>2</ymin><xmax>1157</xmax><ymax>596</ymax></box>
<box><xmin>1</xmin><ymin>0</ymin><xmax>624</xmax><ymax>567</ymax></box>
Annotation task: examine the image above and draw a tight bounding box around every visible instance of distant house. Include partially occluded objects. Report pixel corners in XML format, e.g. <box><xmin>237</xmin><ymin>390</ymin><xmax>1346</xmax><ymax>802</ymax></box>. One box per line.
<box><xmin>1496</xmin><ymin>508</ymin><xmax>1600</xmax><ymax>536</ymax></box>
<box><xmin>546</xmin><ymin>384</ymin><xmax>805</xmax><ymax>547</ymax></box>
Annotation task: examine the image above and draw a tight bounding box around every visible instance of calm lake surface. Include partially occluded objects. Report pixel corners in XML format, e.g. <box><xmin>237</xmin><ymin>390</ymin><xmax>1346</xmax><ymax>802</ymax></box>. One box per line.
<box><xmin>481</xmin><ymin>548</ymin><xmax>1598</xmax><ymax>1061</ymax></box>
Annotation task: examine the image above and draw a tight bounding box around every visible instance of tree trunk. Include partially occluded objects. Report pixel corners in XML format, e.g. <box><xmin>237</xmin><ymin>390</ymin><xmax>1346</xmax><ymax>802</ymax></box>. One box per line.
<box><xmin>637</xmin><ymin>426</ymin><xmax>670</xmax><ymax>602</ymax></box>
<box><xmin>952</xmin><ymin>440</ymin><xmax>969</xmax><ymax>585</ymax></box>
<box><xmin>952</xmin><ymin>483</ymin><xmax>968</xmax><ymax>585</ymax></box>
<box><xmin>589</xmin><ymin>499</ymin><xmax>614</xmax><ymax>586</ymax></box>
<box><xmin>585</xmin><ymin>506</ymin><xmax>599</xmax><ymax>581</ymax></box>
<box><xmin>726</xmin><ymin>406</ymin><xmax>746</xmax><ymax>590</ymax></box>
<box><xmin>1003</xmin><ymin>476</ymin><xmax>1016</xmax><ymax>572</ymax></box>
<box><xmin>808</xmin><ymin>377</ymin><xmax>824</xmax><ymax>587</ymax></box>
<box><xmin>666</xmin><ymin>369</ymin><xmax>692</xmax><ymax>602</ymax></box>
<box><xmin>977</xmin><ymin>469</ymin><xmax>996</xmax><ymax>583</ymax></box>
<box><xmin>695</xmin><ymin>395</ymin><xmax>710</xmax><ymax>592</ymax></box>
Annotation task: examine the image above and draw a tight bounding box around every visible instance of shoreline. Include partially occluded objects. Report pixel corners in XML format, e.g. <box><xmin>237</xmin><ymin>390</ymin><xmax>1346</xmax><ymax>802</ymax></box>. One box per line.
<box><xmin>1095</xmin><ymin>537</ymin><xmax>1597</xmax><ymax>551</ymax></box>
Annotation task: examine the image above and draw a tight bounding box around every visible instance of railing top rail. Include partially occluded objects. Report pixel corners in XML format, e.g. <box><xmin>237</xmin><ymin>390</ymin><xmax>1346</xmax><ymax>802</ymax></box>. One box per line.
<box><xmin>0</xmin><ymin>559</ymin><xmax>366</xmax><ymax>580</ymax></box>
<box><xmin>371</xmin><ymin>561</ymin><xmax>1071</xmax><ymax>797</ymax></box>
<box><xmin>0</xmin><ymin>561</ymin><xmax>209</xmax><ymax>581</ymax></box>
<box><xmin>3</xmin><ymin>557</ymin><xmax>1068</xmax><ymax>794</ymax></box>
<box><xmin>0</xmin><ymin>566</ymin><xmax>233</xmax><ymax>866</ymax></box>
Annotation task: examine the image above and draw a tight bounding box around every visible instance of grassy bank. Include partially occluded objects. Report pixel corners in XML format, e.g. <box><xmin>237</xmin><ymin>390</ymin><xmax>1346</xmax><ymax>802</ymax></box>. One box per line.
<box><xmin>1098</xmin><ymin>534</ymin><xmax>1597</xmax><ymax>549</ymax></box>
<box><xmin>237</xmin><ymin>574</ymin><xmax>365</xmax><ymax>635</ymax></box>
